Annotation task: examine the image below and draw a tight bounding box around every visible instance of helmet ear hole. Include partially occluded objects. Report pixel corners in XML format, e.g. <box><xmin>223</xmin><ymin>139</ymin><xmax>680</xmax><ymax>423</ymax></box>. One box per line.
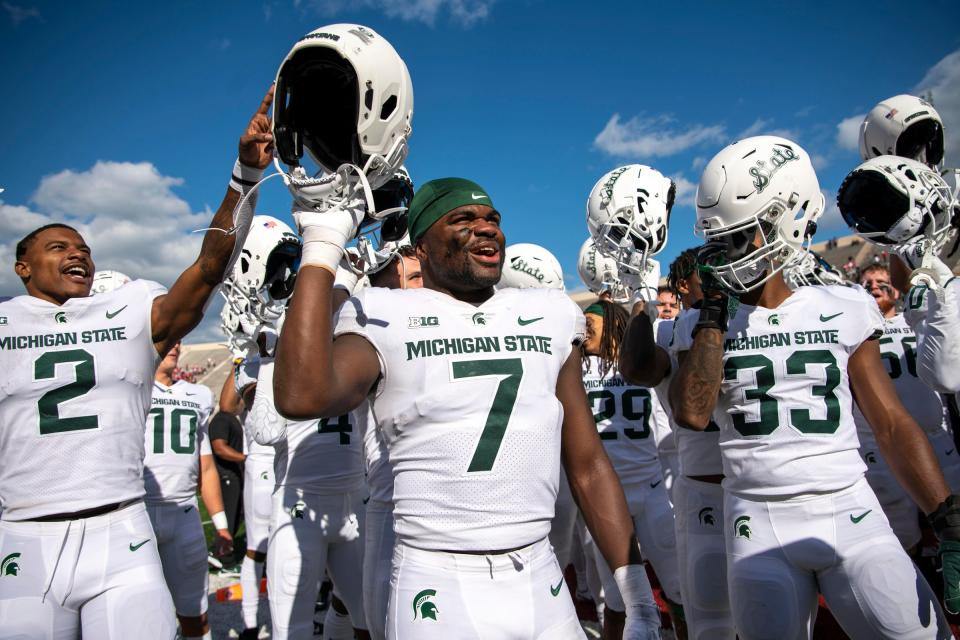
<box><xmin>380</xmin><ymin>95</ymin><xmax>398</xmax><ymax>121</ymax></box>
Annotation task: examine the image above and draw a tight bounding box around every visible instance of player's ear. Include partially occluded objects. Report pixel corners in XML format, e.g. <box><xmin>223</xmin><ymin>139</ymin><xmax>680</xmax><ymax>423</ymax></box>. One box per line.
<box><xmin>14</xmin><ymin>260</ymin><xmax>30</xmax><ymax>283</ymax></box>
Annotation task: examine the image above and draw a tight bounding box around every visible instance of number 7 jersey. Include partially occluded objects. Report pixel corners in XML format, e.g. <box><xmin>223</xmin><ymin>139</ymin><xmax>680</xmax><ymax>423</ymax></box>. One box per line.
<box><xmin>673</xmin><ymin>285</ymin><xmax>883</xmax><ymax>499</ymax></box>
<box><xmin>0</xmin><ymin>281</ymin><xmax>167</xmax><ymax>520</ymax></box>
<box><xmin>334</xmin><ymin>286</ymin><xmax>585</xmax><ymax>551</ymax></box>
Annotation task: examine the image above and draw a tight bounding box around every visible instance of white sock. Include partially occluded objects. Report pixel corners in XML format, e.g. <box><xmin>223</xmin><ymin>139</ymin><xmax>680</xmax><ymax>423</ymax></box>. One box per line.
<box><xmin>322</xmin><ymin>605</ymin><xmax>355</xmax><ymax>640</ymax></box>
<box><xmin>240</xmin><ymin>556</ymin><xmax>264</xmax><ymax>629</ymax></box>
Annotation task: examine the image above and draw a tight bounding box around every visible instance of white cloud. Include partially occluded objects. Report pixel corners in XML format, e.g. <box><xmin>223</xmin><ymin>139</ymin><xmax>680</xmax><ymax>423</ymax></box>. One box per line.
<box><xmin>835</xmin><ymin>114</ymin><xmax>864</xmax><ymax>152</ymax></box>
<box><xmin>690</xmin><ymin>156</ymin><xmax>706</xmax><ymax>171</ymax></box>
<box><xmin>301</xmin><ymin>0</ymin><xmax>495</xmax><ymax>27</ymax></box>
<box><xmin>914</xmin><ymin>48</ymin><xmax>960</xmax><ymax>167</ymax></box>
<box><xmin>737</xmin><ymin>118</ymin><xmax>796</xmax><ymax>141</ymax></box>
<box><xmin>593</xmin><ymin>114</ymin><xmax>726</xmax><ymax>158</ymax></box>
<box><xmin>672</xmin><ymin>175</ymin><xmax>697</xmax><ymax>208</ymax></box>
<box><xmin>2</xmin><ymin>2</ymin><xmax>40</xmax><ymax>25</ymax></box>
<box><xmin>1</xmin><ymin>161</ymin><xmax>208</xmax><ymax>301</ymax></box>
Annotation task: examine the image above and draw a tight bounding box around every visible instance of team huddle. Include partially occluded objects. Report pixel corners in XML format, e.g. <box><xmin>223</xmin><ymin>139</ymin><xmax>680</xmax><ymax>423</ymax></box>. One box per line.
<box><xmin>2</xmin><ymin>22</ymin><xmax>960</xmax><ymax>640</ymax></box>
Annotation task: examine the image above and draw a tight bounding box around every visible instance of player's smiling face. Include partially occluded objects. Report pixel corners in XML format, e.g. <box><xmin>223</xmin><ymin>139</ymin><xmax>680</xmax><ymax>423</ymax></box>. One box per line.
<box><xmin>418</xmin><ymin>203</ymin><xmax>505</xmax><ymax>297</ymax></box>
<box><xmin>15</xmin><ymin>227</ymin><xmax>95</xmax><ymax>304</ymax></box>
<box><xmin>861</xmin><ymin>269</ymin><xmax>898</xmax><ymax>316</ymax></box>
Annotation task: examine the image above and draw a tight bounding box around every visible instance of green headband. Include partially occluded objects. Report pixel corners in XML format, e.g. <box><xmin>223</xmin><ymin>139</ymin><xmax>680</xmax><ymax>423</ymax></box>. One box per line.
<box><xmin>407</xmin><ymin>177</ymin><xmax>494</xmax><ymax>242</ymax></box>
<box><xmin>584</xmin><ymin>303</ymin><xmax>606</xmax><ymax>317</ymax></box>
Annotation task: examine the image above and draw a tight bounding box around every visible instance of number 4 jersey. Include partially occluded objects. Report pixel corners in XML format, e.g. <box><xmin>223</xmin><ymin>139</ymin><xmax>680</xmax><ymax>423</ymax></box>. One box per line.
<box><xmin>143</xmin><ymin>380</ymin><xmax>215</xmax><ymax>505</ymax></box>
<box><xmin>0</xmin><ymin>280</ymin><xmax>167</xmax><ymax>520</ymax></box>
<box><xmin>334</xmin><ymin>286</ymin><xmax>585</xmax><ymax>551</ymax></box>
<box><xmin>673</xmin><ymin>285</ymin><xmax>883</xmax><ymax>499</ymax></box>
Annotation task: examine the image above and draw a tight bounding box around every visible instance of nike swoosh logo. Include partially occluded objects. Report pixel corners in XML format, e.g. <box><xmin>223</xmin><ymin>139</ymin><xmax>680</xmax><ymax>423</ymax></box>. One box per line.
<box><xmin>550</xmin><ymin>578</ymin><xmax>564</xmax><ymax>597</ymax></box>
<box><xmin>106</xmin><ymin>305</ymin><xmax>128</xmax><ymax>319</ymax></box>
<box><xmin>471</xmin><ymin>193</ymin><xmax>487</xmax><ymax>200</ymax></box>
<box><xmin>820</xmin><ymin>312</ymin><xmax>843</xmax><ymax>322</ymax></box>
<box><xmin>363</xmin><ymin>496</ymin><xmax>370</xmax><ymax>504</ymax></box>
<box><xmin>850</xmin><ymin>510</ymin><xmax>872</xmax><ymax>524</ymax></box>
<box><xmin>183</xmin><ymin>506</ymin><xmax>192</xmax><ymax>513</ymax></box>
<box><xmin>518</xmin><ymin>316</ymin><xmax>543</xmax><ymax>326</ymax></box>
<box><xmin>129</xmin><ymin>539</ymin><xmax>150</xmax><ymax>552</ymax></box>
<box><xmin>650</xmin><ymin>479</ymin><xmax>662</xmax><ymax>489</ymax></box>
<box><xmin>947</xmin><ymin>449</ymin><xmax>955</xmax><ymax>455</ymax></box>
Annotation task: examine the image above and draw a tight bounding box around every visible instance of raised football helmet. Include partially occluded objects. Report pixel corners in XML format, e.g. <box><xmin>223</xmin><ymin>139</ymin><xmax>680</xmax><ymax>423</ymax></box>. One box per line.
<box><xmin>497</xmin><ymin>243</ymin><xmax>565</xmax><ymax>291</ymax></box>
<box><xmin>586</xmin><ymin>164</ymin><xmax>675</xmax><ymax>283</ymax></box>
<box><xmin>782</xmin><ymin>251</ymin><xmax>847</xmax><ymax>289</ymax></box>
<box><xmin>273</xmin><ymin>24</ymin><xmax>413</xmax><ymax>209</ymax></box>
<box><xmin>859</xmin><ymin>95</ymin><xmax>944</xmax><ymax>167</ymax></box>
<box><xmin>577</xmin><ymin>238</ymin><xmax>629</xmax><ymax>302</ymax></box>
<box><xmin>837</xmin><ymin>156</ymin><xmax>958</xmax><ymax>253</ymax></box>
<box><xmin>695</xmin><ymin>135</ymin><xmax>824</xmax><ymax>293</ymax></box>
<box><xmin>355</xmin><ymin>166</ymin><xmax>414</xmax><ymax>274</ymax></box>
<box><xmin>90</xmin><ymin>270</ymin><xmax>131</xmax><ymax>295</ymax></box>
<box><xmin>221</xmin><ymin>215</ymin><xmax>301</xmax><ymax>324</ymax></box>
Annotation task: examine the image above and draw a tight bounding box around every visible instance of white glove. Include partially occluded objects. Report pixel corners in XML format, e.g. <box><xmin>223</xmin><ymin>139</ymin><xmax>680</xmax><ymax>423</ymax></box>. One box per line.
<box><xmin>293</xmin><ymin>195</ymin><xmax>367</xmax><ymax>274</ymax></box>
<box><xmin>614</xmin><ymin>564</ymin><xmax>662</xmax><ymax>640</ymax></box>
<box><xmin>910</xmin><ymin>254</ymin><xmax>955</xmax><ymax>291</ymax></box>
<box><xmin>333</xmin><ymin>251</ymin><xmax>361</xmax><ymax>295</ymax></box>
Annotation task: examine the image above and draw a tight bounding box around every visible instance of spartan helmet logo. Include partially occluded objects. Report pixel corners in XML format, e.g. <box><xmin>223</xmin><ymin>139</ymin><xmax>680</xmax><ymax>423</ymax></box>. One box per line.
<box><xmin>290</xmin><ymin>500</ymin><xmax>306</xmax><ymax>520</ymax></box>
<box><xmin>1</xmin><ymin>553</ymin><xmax>21</xmax><ymax>577</ymax></box>
<box><xmin>471</xmin><ymin>312</ymin><xmax>486</xmax><ymax>326</ymax></box>
<box><xmin>413</xmin><ymin>588</ymin><xmax>439</xmax><ymax>621</ymax></box>
<box><xmin>768</xmin><ymin>314</ymin><xmax>780</xmax><ymax>326</ymax></box>
<box><xmin>734</xmin><ymin>516</ymin><xmax>752</xmax><ymax>540</ymax></box>
<box><xmin>865</xmin><ymin>452</ymin><xmax>877</xmax><ymax>464</ymax></box>
<box><xmin>54</xmin><ymin>312</ymin><xmax>67</xmax><ymax>324</ymax></box>
<box><xmin>260</xmin><ymin>471</ymin><xmax>269</xmax><ymax>480</ymax></box>
<box><xmin>698</xmin><ymin>507</ymin><xmax>716</xmax><ymax>526</ymax></box>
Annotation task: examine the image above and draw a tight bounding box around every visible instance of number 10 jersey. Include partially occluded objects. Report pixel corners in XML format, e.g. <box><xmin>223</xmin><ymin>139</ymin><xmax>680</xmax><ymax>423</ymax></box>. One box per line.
<box><xmin>0</xmin><ymin>280</ymin><xmax>166</xmax><ymax>520</ymax></box>
<box><xmin>334</xmin><ymin>286</ymin><xmax>585</xmax><ymax>551</ymax></box>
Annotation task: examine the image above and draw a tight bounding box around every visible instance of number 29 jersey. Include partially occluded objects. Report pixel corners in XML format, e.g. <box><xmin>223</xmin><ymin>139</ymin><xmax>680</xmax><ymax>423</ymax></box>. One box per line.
<box><xmin>0</xmin><ymin>280</ymin><xmax>166</xmax><ymax>520</ymax></box>
<box><xmin>334</xmin><ymin>286</ymin><xmax>585</xmax><ymax>551</ymax></box>
<box><xmin>673</xmin><ymin>285</ymin><xmax>883</xmax><ymax>500</ymax></box>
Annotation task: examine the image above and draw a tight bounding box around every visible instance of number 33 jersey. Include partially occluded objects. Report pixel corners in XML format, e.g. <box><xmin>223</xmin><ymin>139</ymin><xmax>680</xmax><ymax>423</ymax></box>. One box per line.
<box><xmin>673</xmin><ymin>285</ymin><xmax>883</xmax><ymax>500</ymax></box>
<box><xmin>334</xmin><ymin>286</ymin><xmax>585</xmax><ymax>551</ymax></box>
<box><xmin>0</xmin><ymin>280</ymin><xmax>166</xmax><ymax>520</ymax></box>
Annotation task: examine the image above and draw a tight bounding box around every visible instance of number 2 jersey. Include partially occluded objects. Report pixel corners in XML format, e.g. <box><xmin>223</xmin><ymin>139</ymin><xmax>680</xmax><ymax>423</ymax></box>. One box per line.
<box><xmin>334</xmin><ymin>286</ymin><xmax>585</xmax><ymax>551</ymax></box>
<box><xmin>673</xmin><ymin>285</ymin><xmax>883</xmax><ymax>500</ymax></box>
<box><xmin>0</xmin><ymin>280</ymin><xmax>166</xmax><ymax>520</ymax></box>
<box><xmin>143</xmin><ymin>379</ymin><xmax>215</xmax><ymax>505</ymax></box>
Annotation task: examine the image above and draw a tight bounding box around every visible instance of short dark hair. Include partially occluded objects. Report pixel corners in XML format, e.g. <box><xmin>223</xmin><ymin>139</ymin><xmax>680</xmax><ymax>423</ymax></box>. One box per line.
<box><xmin>860</xmin><ymin>263</ymin><xmax>890</xmax><ymax>279</ymax></box>
<box><xmin>668</xmin><ymin>248</ymin><xmax>698</xmax><ymax>292</ymax></box>
<box><xmin>16</xmin><ymin>224</ymin><xmax>79</xmax><ymax>260</ymax></box>
<box><xmin>396</xmin><ymin>244</ymin><xmax>417</xmax><ymax>259</ymax></box>
<box><xmin>657</xmin><ymin>285</ymin><xmax>678</xmax><ymax>297</ymax></box>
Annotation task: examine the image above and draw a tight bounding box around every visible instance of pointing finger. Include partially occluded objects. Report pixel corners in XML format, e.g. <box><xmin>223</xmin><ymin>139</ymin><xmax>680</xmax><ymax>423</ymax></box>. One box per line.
<box><xmin>256</xmin><ymin>84</ymin><xmax>275</xmax><ymax>115</ymax></box>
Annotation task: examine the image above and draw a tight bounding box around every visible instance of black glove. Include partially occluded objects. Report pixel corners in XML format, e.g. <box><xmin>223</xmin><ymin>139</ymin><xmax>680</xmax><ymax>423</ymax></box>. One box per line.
<box><xmin>930</xmin><ymin>495</ymin><xmax>960</xmax><ymax>614</ymax></box>
<box><xmin>693</xmin><ymin>243</ymin><xmax>735</xmax><ymax>337</ymax></box>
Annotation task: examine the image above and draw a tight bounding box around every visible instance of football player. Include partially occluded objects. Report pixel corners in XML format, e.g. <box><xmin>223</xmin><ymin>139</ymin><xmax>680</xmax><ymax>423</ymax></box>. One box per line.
<box><xmin>0</xmin><ymin>85</ymin><xmax>276</xmax><ymax>639</ymax></box>
<box><xmin>275</xmin><ymin>177</ymin><xmax>649</xmax><ymax>639</ymax></box>
<box><xmin>145</xmin><ymin>342</ymin><xmax>230</xmax><ymax>640</ymax></box>
<box><xmin>656</xmin><ymin>287</ymin><xmax>680</xmax><ymax>319</ymax></box>
<box><xmin>671</xmin><ymin>135</ymin><xmax>955</xmax><ymax>638</ymax></box>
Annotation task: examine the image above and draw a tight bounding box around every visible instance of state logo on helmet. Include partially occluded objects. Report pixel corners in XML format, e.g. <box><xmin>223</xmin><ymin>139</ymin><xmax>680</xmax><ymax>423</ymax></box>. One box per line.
<box><xmin>695</xmin><ymin>135</ymin><xmax>824</xmax><ymax>293</ymax></box>
<box><xmin>497</xmin><ymin>243</ymin><xmax>565</xmax><ymax>291</ymax></box>
<box><xmin>586</xmin><ymin>164</ymin><xmax>675</xmax><ymax>284</ymax></box>
<box><xmin>90</xmin><ymin>270</ymin><xmax>131</xmax><ymax>295</ymax></box>
<box><xmin>782</xmin><ymin>250</ymin><xmax>847</xmax><ymax>289</ymax></box>
<box><xmin>859</xmin><ymin>95</ymin><xmax>944</xmax><ymax>167</ymax></box>
<box><xmin>577</xmin><ymin>237</ymin><xmax>628</xmax><ymax>302</ymax></box>
<box><xmin>273</xmin><ymin>24</ymin><xmax>413</xmax><ymax>209</ymax></box>
<box><xmin>837</xmin><ymin>156</ymin><xmax>958</xmax><ymax>254</ymax></box>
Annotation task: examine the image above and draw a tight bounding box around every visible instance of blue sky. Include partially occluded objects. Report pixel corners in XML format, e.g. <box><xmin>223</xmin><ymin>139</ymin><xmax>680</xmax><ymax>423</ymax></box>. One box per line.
<box><xmin>2</xmin><ymin>0</ymin><xmax>959</xmax><ymax>340</ymax></box>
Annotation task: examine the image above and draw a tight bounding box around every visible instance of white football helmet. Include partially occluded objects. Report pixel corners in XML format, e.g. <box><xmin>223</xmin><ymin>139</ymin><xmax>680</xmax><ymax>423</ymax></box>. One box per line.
<box><xmin>221</xmin><ymin>215</ymin><xmax>301</xmax><ymax>324</ymax></box>
<box><xmin>219</xmin><ymin>295</ymin><xmax>257</xmax><ymax>357</ymax></box>
<box><xmin>695</xmin><ymin>135</ymin><xmax>824</xmax><ymax>293</ymax></box>
<box><xmin>89</xmin><ymin>270</ymin><xmax>131</xmax><ymax>295</ymax></box>
<box><xmin>837</xmin><ymin>155</ymin><xmax>958</xmax><ymax>253</ymax></box>
<box><xmin>360</xmin><ymin>166</ymin><xmax>414</xmax><ymax>274</ymax></box>
<box><xmin>586</xmin><ymin>164</ymin><xmax>675</xmax><ymax>283</ymax></box>
<box><xmin>273</xmin><ymin>24</ymin><xmax>413</xmax><ymax>208</ymax></box>
<box><xmin>859</xmin><ymin>95</ymin><xmax>944</xmax><ymax>167</ymax></box>
<box><xmin>782</xmin><ymin>250</ymin><xmax>846</xmax><ymax>289</ymax></box>
<box><xmin>577</xmin><ymin>238</ymin><xmax>628</xmax><ymax>302</ymax></box>
<box><xmin>497</xmin><ymin>243</ymin><xmax>565</xmax><ymax>291</ymax></box>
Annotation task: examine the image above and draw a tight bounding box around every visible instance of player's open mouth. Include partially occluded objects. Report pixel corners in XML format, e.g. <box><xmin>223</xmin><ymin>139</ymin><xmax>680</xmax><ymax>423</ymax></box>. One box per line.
<box><xmin>469</xmin><ymin>242</ymin><xmax>500</xmax><ymax>267</ymax></box>
<box><xmin>62</xmin><ymin>263</ymin><xmax>91</xmax><ymax>283</ymax></box>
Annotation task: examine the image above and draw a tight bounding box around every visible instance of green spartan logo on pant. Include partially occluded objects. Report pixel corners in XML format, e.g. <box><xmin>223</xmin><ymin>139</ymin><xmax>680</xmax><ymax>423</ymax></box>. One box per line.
<box><xmin>413</xmin><ymin>589</ymin><xmax>439</xmax><ymax>621</ymax></box>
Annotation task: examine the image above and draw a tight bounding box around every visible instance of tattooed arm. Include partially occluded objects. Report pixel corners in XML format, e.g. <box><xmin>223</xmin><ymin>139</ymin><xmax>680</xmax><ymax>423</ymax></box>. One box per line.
<box><xmin>669</xmin><ymin>326</ymin><xmax>725</xmax><ymax>430</ymax></box>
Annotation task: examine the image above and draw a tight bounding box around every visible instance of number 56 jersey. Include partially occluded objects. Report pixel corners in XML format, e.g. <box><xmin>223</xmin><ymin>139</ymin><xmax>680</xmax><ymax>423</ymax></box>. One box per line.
<box><xmin>0</xmin><ymin>280</ymin><xmax>166</xmax><ymax>520</ymax></box>
<box><xmin>334</xmin><ymin>286</ymin><xmax>585</xmax><ymax>551</ymax></box>
<box><xmin>673</xmin><ymin>285</ymin><xmax>883</xmax><ymax>500</ymax></box>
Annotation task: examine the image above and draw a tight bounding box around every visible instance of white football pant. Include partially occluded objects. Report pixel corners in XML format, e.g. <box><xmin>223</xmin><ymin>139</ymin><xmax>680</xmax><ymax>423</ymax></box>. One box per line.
<box><xmin>146</xmin><ymin>499</ymin><xmax>208</xmax><ymax>616</ymax></box>
<box><xmin>363</xmin><ymin>499</ymin><xmax>394</xmax><ymax>640</ymax></box>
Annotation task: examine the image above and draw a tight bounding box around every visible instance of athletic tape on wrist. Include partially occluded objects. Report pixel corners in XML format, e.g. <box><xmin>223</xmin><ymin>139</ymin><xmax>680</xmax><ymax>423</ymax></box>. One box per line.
<box><xmin>229</xmin><ymin>159</ymin><xmax>264</xmax><ymax>195</ymax></box>
<box><xmin>211</xmin><ymin>511</ymin><xmax>229</xmax><ymax>531</ymax></box>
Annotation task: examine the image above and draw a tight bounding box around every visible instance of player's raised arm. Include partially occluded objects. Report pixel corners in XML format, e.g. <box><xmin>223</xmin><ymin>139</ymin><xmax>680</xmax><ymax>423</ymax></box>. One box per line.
<box><xmin>151</xmin><ymin>86</ymin><xmax>276</xmax><ymax>354</ymax></box>
<box><xmin>619</xmin><ymin>303</ymin><xmax>670</xmax><ymax>387</ymax></box>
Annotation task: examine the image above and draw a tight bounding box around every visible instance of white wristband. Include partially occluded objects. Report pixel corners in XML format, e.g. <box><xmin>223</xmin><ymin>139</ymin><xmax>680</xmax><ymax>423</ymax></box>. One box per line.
<box><xmin>229</xmin><ymin>159</ymin><xmax>264</xmax><ymax>195</ymax></box>
<box><xmin>211</xmin><ymin>511</ymin><xmax>229</xmax><ymax>531</ymax></box>
<box><xmin>613</xmin><ymin>564</ymin><xmax>656</xmax><ymax>610</ymax></box>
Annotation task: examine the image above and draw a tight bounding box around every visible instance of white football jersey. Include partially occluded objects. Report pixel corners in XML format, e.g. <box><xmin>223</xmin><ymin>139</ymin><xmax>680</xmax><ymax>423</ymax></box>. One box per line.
<box><xmin>249</xmin><ymin>359</ymin><xmax>364</xmax><ymax>494</ymax></box>
<box><xmin>0</xmin><ymin>280</ymin><xmax>166</xmax><ymax>520</ymax></box>
<box><xmin>854</xmin><ymin>312</ymin><xmax>946</xmax><ymax>441</ymax></box>
<box><xmin>673</xmin><ymin>285</ymin><xmax>882</xmax><ymax>499</ymax></box>
<box><xmin>358</xmin><ymin>398</ymin><xmax>393</xmax><ymax>503</ymax></box>
<box><xmin>236</xmin><ymin>355</ymin><xmax>276</xmax><ymax>462</ymax></box>
<box><xmin>334</xmin><ymin>286</ymin><xmax>585</xmax><ymax>551</ymax></box>
<box><xmin>143</xmin><ymin>380</ymin><xmax>215</xmax><ymax>505</ymax></box>
<box><xmin>660</xmin><ymin>312</ymin><xmax>724</xmax><ymax>477</ymax></box>
<box><xmin>583</xmin><ymin>356</ymin><xmax>661</xmax><ymax>485</ymax></box>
